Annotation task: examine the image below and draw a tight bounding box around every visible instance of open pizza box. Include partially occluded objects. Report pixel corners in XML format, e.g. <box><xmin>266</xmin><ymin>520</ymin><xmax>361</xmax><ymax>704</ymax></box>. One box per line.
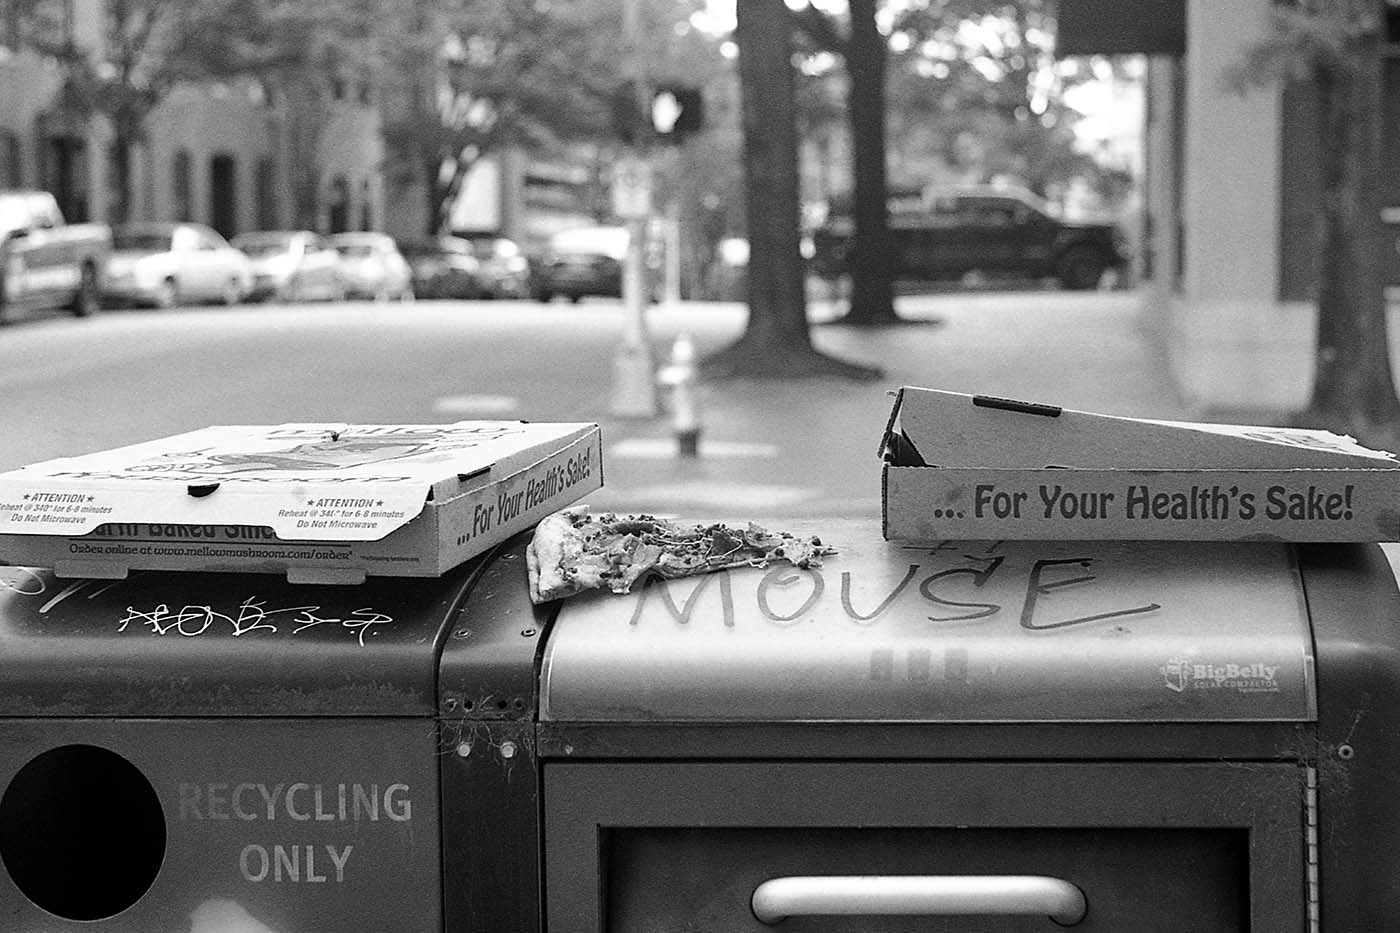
<box><xmin>0</xmin><ymin>421</ymin><xmax>602</xmax><ymax>584</ymax></box>
<box><xmin>881</xmin><ymin>387</ymin><xmax>1400</xmax><ymax>542</ymax></box>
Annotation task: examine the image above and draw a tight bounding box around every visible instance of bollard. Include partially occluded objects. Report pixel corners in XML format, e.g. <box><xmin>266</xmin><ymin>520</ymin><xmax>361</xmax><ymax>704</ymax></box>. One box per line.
<box><xmin>658</xmin><ymin>333</ymin><xmax>701</xmax><ymax>457</ymax></box>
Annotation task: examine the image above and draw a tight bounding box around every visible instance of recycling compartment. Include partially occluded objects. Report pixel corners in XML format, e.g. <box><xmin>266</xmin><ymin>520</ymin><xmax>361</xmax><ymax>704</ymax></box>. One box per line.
<box><xmin>3</xmin><ymin>521</ymin><xmax>1400</xmax><ymax>931</ymax></box>
<box><xmin>0</xmin><ymin>555</ymin><xmax>495</xmax><ymax>932</ymax></box>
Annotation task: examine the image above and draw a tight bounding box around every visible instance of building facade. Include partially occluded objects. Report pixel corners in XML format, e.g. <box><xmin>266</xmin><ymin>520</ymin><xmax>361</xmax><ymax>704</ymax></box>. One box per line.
<box><xmin>0</xmin><ymin>0</ymin><xmax>383</xmax><ymax>240</ymax></box>
<box><xmin>1061</xmin><ymin>0</ymin><xmax>1400</xmax><ymax>414</ymax></box>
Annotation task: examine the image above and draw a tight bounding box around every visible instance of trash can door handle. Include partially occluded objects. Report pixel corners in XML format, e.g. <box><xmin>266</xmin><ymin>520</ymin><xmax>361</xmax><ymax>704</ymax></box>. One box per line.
<box><xmin>750</xmin><ymin>875</ymin><xmax>1087</xmax><ymax>926</ymax></box>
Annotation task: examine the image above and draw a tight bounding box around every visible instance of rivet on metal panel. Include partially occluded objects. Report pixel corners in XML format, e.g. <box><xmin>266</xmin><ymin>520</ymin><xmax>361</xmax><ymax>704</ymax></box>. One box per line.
<box><xmin>453</xmin><ymin>627</ymin><xmax>471</xmax><ymax>639</ymax></box>
<box><xmin>1336</xmin><ymin>744</ymin><xmax>1356</xmax><ymax>760</ymax></box>
<box><xmin>444</xmin><ymin>696</ymin><xmax>460</xmax><ymax>712</ymax></box>
<box><xmin>499</xmin><ymin>741</ymin><xmax>517</xmax><ymax>759</ymax></box>
<box><xmin>520</xmin><ymin>628</ymin><xmax>537</xmax><ymax>637</ymax></box>
<box><xmin>456</xmin><ymin>740</ymin><xmax>473</xmax><ymax>758</ymax></box>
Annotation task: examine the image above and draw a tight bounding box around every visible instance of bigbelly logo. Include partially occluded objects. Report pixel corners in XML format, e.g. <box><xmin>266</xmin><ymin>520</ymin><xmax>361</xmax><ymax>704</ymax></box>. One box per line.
<box><xmin>1162</xmin><ymin>656</ymin><xmax>1281</xmax><ymax>694</ymax></box>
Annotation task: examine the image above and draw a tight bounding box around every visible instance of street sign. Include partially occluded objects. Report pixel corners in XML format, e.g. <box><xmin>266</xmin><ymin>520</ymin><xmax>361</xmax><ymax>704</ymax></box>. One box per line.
<box><xmin>612</xmin><ymin>157</ymin><xmax>652</xmax><ymax>220</ymax></box>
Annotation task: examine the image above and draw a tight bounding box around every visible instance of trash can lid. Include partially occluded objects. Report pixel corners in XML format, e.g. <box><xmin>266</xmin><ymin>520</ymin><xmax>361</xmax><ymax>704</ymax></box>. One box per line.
<box><xmin>0</xmin><ymin>560</ymin><xmax>484</xmax><ymax>717</ymax></box>
<box><xmin>540</xmin><ymin>521</ymin><xmax>1314</xmax><ymax>723</ymax></box>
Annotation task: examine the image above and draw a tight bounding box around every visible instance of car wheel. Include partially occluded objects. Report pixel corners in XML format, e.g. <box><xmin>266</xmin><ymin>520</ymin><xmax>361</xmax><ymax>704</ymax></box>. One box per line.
<box><xmin>70</xmin><ymin>263</ymin><xmax>101</xmax><ymax>317</ymax></box>
<box><xmin>153</xmin><ymin>277</ymin><xmax>179</xmax><ymax>310</ymax></box>
<box><xmin>567</xmin><ymin>293</ymin><xmax>582</xmax><ymax>304</ymax></box>
<box><xmin>1057</xmin><ymin>246</ymin><xmax>1107</xmax><ymax>291</ymax></box>
<box><xmin>221</xmin><ymin>278</ymin><xmax>243</xmax><ymax>307</ymax></box>
<box><xmin>535</xmin><ymin>291</ymin><xmax>554</xmax><ymax>303</ymax></box>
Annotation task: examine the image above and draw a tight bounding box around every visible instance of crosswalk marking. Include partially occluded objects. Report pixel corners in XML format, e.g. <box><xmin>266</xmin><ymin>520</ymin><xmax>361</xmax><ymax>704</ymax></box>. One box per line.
<box><xmin>432</xmin><ymin>395</ymin><xmax>520</xmax><ymax>415</ymax></box>
<box><xmin>610</xmin><ymin>438</ymin><xmax>779</xmax><ymax>459</ymax></box>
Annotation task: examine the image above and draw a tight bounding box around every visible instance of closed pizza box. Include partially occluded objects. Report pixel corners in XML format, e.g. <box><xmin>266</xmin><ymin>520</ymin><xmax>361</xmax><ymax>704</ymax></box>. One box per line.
<box><xmin>881</xmin><ymin>386</ymin><xmax>1400</xmax><ymax>542</ymax></box>
<box><xmin>0</xmin><ymin>421</ymin><xmax>602</xmax><ymax>583</ymax></box>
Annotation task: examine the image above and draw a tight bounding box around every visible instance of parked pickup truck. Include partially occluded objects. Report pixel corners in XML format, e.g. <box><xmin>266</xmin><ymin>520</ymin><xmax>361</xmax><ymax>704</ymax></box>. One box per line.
<box><xmin>809</xmin><ymin>183</ymin><xmax>1127</xmax><ymax>291</ymax></box>
<box><xmin>0</xmin><ymin>190</ymin><xmax>110</xmax><ymax>322</ymax></box>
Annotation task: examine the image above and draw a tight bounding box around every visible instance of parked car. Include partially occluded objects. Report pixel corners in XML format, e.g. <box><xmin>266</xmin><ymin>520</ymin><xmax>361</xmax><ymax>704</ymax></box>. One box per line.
<box><xmin>532</xmin><ymin>226</ymin><xmax>628</xmax><ymax>303</ymax></box>
<box><xmin>231</xmin><ymin>230</ymin><xmax>345</xmax><ymax>302</ymax></box>
<box><xmin>455</xmin><ymin>233</ymin><xmax>532</xmax><ymax>298</ymax></box>
<box><xmin>102</xmin><ymin>223</ymin><xmax>253</xmax><ymax>309</ymax></box>
<box><xmin>809</xmin><ymin>184</ymin><xmax>1128</xmax><ymax>291</ymax></box>
<box><xmin>327</xmin><ymin>232</ymin><xmax>414</xmax><ymax>302</ymax></box>
<box><xmin>0</xmin><ymin>189</ymin><xmax>110</xmax><ymax>322</ymax></box>
<box><xmin>399</xmin><ymin>238</ymin><xmax>489</xmax><ymax>300</ymax></box>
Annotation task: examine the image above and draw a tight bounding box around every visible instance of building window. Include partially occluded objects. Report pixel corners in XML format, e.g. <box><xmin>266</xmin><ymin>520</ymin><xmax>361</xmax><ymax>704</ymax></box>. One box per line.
<box><xmin>256</xmin><ymin>158</ymin><xmax>277</xmax><ymax>230</ymax></box>
<box><xmin>209</xmin><ymin>152</ymin><xmax>237</xmax><ymax>238</ymax></box>
<box><xmin>328</xmin><ymin>174</ymin><xmax>350</xmax><ymax>233</ymax></box>
<box><xmin>173</xmin><ymin>148</ymin><xmax>192</xmax><ymax>221</ymax></box>
<box><xmin>42</xmin><ymin>134</ymin><xmax>88</xmax><ymax>222</ymax></box>
<box><xmin>0</xmin><ymin>130</ymin><xmax>22</xmax><ymax>187</ymax></box>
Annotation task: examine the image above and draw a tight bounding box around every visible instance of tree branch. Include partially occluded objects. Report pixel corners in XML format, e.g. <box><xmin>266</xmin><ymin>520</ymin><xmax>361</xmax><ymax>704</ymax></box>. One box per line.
<box><xmin>788</xmin><ymin>4</ymin><xmax>847</xmax><ymax>57</ymax></box>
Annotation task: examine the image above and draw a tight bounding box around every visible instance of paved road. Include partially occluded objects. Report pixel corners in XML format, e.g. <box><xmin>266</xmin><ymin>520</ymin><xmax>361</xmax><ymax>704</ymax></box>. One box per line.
<box><xmin>0</xmin><ymin>290</ymin><xmax>1178</xmax><ymax>519</ymax></box>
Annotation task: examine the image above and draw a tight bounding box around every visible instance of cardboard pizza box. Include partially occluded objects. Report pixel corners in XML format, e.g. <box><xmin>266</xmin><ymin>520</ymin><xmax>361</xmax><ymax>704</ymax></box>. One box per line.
<box><xmin>0</xmin><ymin>421</ymin><xmax>602</xmax><ymax>583</ymax></box>
<box><xmin>881</xmin><ymin>387</ymin><xmax>1400</xmax><ymax>542</ymax></box>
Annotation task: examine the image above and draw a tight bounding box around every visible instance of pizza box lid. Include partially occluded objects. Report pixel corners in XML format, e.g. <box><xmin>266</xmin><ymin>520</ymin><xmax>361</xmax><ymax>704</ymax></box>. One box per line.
<box><xmin>0</xmin><ymin>421</ymin><xmax>599</xmax><ymax>542</ymax></box>
<box><xmin>880</xmin><ymin>387</ymin><xmax>1400</xmax><ymax>542</ymax></box>
<box><xmin>881</xmin><ymin>387</ymin><xmax>1399</xmax><ymax>470</ymax></box>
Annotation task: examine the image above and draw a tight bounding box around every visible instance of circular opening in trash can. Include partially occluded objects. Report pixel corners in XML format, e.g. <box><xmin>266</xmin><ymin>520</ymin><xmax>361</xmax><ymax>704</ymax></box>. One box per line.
<box><xmin>0</xmin><ymin>744</ymin><xmax>166</xmax><ymax>920</ymax></box>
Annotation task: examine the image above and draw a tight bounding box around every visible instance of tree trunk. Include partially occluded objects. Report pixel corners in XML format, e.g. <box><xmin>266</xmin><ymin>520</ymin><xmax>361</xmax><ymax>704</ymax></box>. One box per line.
<box><xmin>282</xmin><ymin>74</ymin><xmax>326</xmax><ymax>231</ymax></box>
<box><xmin>831</xmin><ymin>0</ymin><xmax>900</xmax><ymax>327</ymax></box>
<box><xmin>1305</xmin><ymin>35</ymin><xmax>1400</xmax><ymax>445</ymax></box>
<box><xmin>705</xmin><ymin>0</ymin><xmax>880</xmax><ymax>380</ymax></box>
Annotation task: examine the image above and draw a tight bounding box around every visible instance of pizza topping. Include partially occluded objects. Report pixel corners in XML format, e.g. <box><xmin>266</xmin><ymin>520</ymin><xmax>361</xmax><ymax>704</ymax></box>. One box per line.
<box><xmin>526</xmin><ymin>507</ymin><xmax>837</xmax><ymax>603</ymax></box>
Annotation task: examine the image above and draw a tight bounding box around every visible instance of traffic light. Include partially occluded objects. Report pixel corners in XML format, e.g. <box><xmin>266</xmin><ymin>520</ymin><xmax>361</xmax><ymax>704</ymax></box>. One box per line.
<box><xmin>651</xmin><ymin>84</ymin><xmax>704</xmax><ymax>142</ymax></box>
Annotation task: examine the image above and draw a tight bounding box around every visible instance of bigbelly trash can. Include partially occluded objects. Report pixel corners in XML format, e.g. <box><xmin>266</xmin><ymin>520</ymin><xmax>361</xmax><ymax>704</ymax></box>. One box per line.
<box><xmin>4</xmin><ymin>521</ymin><xmax>1400</xmax><ymax>930</ymax></box>
<box><xmin>534</xmin><ymin>523</ymin><xmax>1400</xmax><ymax>931</ymax></box>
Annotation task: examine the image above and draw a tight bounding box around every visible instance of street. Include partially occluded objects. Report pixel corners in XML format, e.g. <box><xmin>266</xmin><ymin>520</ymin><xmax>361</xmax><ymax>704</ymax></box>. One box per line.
<box><xmin>0</xmin><ymin>289</ymin><xmax>1176</xmax><ymax>519</ymax></box>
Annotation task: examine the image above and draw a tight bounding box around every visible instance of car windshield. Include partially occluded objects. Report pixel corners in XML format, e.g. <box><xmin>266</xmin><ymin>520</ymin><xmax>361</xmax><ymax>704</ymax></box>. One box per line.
<box><xmin>335</xmin><ymin>244</ymin><xmax>376</xmax><ymax>258</ymax></box>
<box><xmin>234</xmin><ymin>235</ymin><xmax>295</xmax><ymax>256</ymax></box>
<box><xmin>113</xmin><ymin>230</ymin><xmax>174</xmax><ymax>251</ymax></box>
<box><xmin>550</xmin><ymin>227</ymin><xmax>628</xmax><ymax>260</ymax></box>
<box><xmin>0</xmin><ymin>195</ymin><xmax>27</xmax><ymax>239</ymax></box>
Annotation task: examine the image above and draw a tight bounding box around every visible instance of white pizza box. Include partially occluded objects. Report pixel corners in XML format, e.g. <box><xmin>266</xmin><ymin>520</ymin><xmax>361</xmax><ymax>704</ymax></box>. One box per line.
<box><xmin>0</xmin><ymin>421</ymin><xmax>603</xmax><ymax>583</ymax></box>
<box><xmin>881</xmin><ymin>387</ymin><xmax>1400</xmax><ymax>542</ymax></box>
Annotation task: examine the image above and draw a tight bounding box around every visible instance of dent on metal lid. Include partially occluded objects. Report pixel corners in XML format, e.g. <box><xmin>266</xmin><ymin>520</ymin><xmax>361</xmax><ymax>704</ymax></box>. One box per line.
<box><xmin>540</xmin><ymin>521</ymin><xmax>1314</xmax><ymax>723</ymax></box>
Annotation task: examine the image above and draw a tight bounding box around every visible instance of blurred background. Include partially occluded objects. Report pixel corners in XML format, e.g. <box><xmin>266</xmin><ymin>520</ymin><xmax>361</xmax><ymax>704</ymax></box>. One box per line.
<box><xmin>1</xmin><ymin>0</ymin><xmax>1399</xmax><ymax>514</ymax></box>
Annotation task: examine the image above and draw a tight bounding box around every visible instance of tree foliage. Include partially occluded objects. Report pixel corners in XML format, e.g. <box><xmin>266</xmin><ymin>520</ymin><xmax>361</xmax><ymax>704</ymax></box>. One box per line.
<box><xmin>786</xmin><ymin>0</ymin><xmax>1106</xmax><ymax>327</ymax></box>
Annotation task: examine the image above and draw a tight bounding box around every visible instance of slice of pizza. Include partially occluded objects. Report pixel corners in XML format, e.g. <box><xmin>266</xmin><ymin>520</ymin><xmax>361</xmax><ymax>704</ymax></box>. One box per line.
<box><xmin>526</xmin><ymin>507</ymin><xmax>836</xmax><ymax>603</ymax></box>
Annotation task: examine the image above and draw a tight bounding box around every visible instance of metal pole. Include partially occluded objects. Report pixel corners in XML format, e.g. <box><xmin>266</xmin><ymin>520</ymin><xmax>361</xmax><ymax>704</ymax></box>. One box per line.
<box><xmin>664</xmin><ymin>148</ymin><xmax>683</xmax><ymax>306</ymax></box>
<box><xmin>610</xmin><ymin>0</ymin><xmax>658</xmax><ymax>418</ymax></box>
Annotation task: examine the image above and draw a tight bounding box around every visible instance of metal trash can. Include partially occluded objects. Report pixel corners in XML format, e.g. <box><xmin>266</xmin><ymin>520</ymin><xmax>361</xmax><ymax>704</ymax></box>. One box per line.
<box><xmin>5</xmin><ymin>521</ymin><xmax>1400</xmax><ymax>931</ymax></box>
<box><xmin>0</xmin><ymin>544</ymin><xmax>547</xmax><ymax>932</ymax></box>
<box><xmin>529</xmin><ymin>523</ymin><xmax>1400</xmax><ymax>931</ymax></box>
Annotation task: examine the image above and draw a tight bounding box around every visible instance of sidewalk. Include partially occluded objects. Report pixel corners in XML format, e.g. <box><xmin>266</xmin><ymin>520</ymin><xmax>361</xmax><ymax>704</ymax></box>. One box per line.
<box><xmin>587</xmin><ymin>288</ymin><xmax>1188</xmax><ymax>519</ymax></box>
